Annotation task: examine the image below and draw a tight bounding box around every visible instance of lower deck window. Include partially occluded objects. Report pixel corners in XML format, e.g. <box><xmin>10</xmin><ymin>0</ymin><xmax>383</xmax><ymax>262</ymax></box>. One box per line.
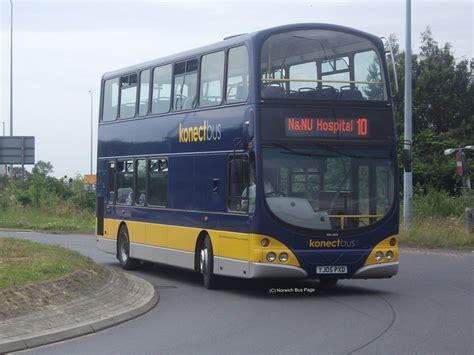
<box><xmin>148</xmin><ymin>158</ymin><xmax>168</xmax><ymax>206</ymax></box>
<box><xmin>135</xmin><ymin>159</ymin><xmax>147</xmax><ymax>205</ymax></box>
<box><xmin>228</xmin><ymin>154</ymin><xmax>251</xmax><ymax>212</ymax></box>
<box><xmin>116</xmin><ymin>160</ymin><xmax>134</xmax><ymax>205</ymax></box>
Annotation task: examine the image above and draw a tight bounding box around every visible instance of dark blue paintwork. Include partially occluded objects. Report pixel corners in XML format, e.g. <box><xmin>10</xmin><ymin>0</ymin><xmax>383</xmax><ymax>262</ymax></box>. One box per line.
<box><xmin>97</xmin><ymin>23</ymin><xmax>399</xmax><ymax>279</ymax></box>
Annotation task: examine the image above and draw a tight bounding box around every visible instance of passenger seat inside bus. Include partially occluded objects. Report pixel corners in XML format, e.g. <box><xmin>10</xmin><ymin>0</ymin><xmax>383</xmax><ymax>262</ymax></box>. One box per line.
<box><xmin>315</xmin><ymin>86</ymin><xmax>338</xmax><ymax>100</ymax></box>
<box><xmin>338</xmin><ymin>86</ymin><xmax>364</xmax><ymax>100</ymax></box>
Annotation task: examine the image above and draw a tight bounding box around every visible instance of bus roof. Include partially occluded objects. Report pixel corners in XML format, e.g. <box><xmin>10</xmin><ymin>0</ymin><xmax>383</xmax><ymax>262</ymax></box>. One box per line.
<box><xmin>102</xmin><ymin>23</ymin><xmax>382</xmax><ymax>80</ymax></box>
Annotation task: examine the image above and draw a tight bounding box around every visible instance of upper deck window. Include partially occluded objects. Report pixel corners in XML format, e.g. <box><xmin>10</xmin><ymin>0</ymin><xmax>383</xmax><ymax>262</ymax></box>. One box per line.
<box><xmin>200</xmin><ymin>51</ymin><xmax>224</xmax><ymax>107</ymax></box>
<box><xmin>119</xmin><ymin>73</ymin><xmax>138</xmax><ymax>119</ymax></box>
<box><xmin>173</xmin><ymin>59</ymin><xmax>198</xmax><ymax>111</ymax></box>
<box><xmin>226</xmin><ymin>46</ymin><xmax>249</xmax><ymax>103</ymax></box>
<box><xmin>102</xmin><ymin>78</ymin><xmax>119</xmax><ymax>122</ymax></box>
<box><xmin>151</xmin><ymin>64</ymin><xmax>172</xmax><ymax>114</ymax></box>
<box><xmin>138</xmin><ymin>70</ymin><xmax>150</xmax><ymax>116</ymax></box>
<box><xmin>261</xmin><ymin>30</ymin><xmax>386</xmax><ymax>101</ymax></box>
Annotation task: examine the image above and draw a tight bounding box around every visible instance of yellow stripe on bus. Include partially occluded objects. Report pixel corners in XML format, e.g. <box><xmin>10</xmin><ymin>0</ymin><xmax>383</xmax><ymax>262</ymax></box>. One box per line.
<box><xmin>100</xmin><ymin>218</ymin><xmax>300</xmax><ymax>267</ymax></box>
<box><xmin>101</xmin><ymin>218</ymin><xmax>398</xmax><ymax>270</ymax></box>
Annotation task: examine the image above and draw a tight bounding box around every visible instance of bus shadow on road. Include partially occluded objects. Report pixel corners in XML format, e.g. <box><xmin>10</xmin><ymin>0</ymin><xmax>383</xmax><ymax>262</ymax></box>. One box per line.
<box><xmin>107</xmin><ymin>261</ymin><xmax>393</xmax><ymax>299</ymax></box>
<box><xmin>217</xmin><ymin>278</ymin><xmax>394</xmax><ymax>299</ymax></box>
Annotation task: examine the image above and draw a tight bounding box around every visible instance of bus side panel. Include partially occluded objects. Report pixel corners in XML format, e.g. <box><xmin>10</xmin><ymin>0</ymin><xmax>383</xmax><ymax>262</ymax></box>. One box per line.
<box><xmin>209</xmin><ymin>230</ymin><xmax>250</xmax><ymax>278</ymax></box>
<box><xmin>210</xmin><ymin>231</ymin><xmax>250</xmax><ymax>260</ymax></box>
<box><xmin>129</xmin><ymin>221</ymin><xmax>168</xmax><ymax>265</ymax></box>
<box><xmin>103</xmin><ymin>218</ymin><xmax>121</xmax><ymax>241</ymax></box>
<box><xmin>127</xmin><ymin>220</ymin><xmax>146</xmax><ymax>245</ymax></box>
<box><xmin>146</xmin><ymin>221</ymin><xmax>168</xmax><ymax>248</ymax></box>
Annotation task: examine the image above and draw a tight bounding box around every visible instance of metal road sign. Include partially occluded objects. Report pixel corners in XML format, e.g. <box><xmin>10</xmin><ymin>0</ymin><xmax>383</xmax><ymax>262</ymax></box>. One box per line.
<box><xmin>0</xmin><ymin>136</ymin><xmax>35</xmax><ymax>164</ymax></box>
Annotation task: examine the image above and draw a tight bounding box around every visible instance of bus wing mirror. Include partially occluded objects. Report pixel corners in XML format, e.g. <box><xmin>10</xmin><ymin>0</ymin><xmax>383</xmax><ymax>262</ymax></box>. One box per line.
<box><xmin>380</xmin><ymin>37</ymin><xmax>399</xmax><ymax>95</ymax></box>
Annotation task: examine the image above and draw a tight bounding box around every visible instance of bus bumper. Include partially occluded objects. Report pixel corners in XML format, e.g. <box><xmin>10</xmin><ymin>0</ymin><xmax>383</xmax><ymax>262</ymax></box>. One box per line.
<box><xmin>249</xmin><ymin>262</ymin><xmax>308</xmax><ymax>279</ymax></box>
<box><xmin>352</xmin><ymin>261</ymin><xmax>399</xmax><ymax>279</ymax></box>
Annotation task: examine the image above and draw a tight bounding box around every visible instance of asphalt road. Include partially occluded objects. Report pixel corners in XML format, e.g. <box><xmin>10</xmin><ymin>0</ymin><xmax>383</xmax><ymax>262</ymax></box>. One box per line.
<box><xmin>1</xmin><ymin>231</ymin><xmax>472</xmax><ymax>355</ymax></box>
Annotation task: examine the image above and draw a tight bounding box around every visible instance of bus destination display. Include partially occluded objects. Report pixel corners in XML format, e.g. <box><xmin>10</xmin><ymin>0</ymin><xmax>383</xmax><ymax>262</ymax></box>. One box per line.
<box><xmin>286</xmin><ymin>117</ymin><xmax>369</xmax><ymax>138</ymax></box>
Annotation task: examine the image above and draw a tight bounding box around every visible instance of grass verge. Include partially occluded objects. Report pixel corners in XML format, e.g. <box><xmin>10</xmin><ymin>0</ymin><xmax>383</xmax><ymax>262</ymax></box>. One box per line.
<box><xmin>400</xmin><ymin>216</ymin><xmax>474</xmax><ymax>249</ymax></box>
<box><xmin>0</xmin><ymin>206</ymin><xmax>94</xmax><ymax>233</ymax></box>
<box><xmin>0</xmin><ymin>237</ymin><xmax>96</xmax><ymax>289</ymax></box>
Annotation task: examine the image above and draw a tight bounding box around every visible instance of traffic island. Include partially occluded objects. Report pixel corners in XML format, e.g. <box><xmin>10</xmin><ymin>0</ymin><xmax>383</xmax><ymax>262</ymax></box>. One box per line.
<box><xmin>0</xmin><ymin>238</ymin><xmax>158</xmax><ymax>353</ymax></box>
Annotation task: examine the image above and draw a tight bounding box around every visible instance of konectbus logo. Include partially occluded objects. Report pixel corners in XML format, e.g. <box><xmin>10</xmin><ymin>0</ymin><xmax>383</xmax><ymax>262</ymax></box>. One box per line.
<box><xmin>308</xmin><ymin>239</ymin><xmax>357</xmax><ymax>248</ymax></box>
<box><xmin>178</xmin><ymin>120</ymin><xmax>222</xmax><ymax>143</ymax></box>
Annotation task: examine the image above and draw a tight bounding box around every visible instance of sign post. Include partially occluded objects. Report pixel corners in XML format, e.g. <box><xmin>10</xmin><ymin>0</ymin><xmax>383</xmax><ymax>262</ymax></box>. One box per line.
<box><xmin>445</xmin><ymin>146</ymin><xmax>474</xmax><ymax>233</ymax></box>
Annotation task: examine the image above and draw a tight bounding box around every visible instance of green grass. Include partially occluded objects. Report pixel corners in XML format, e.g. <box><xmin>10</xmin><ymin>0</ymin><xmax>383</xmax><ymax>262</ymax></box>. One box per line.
<box><xmin>399</xmin><ymin>189</ymin><xmax>473</xmax><ymax>249</ymax></box>
<box><xmin>0</xmin><ymin>206</ymin><xmax>94</xmax><ymax>233</ymax></box>
<box><xmin>413</xmin><ymin>189</ymin><xmax>465</xmax><ymax>217</ymax></box>
<box><xmin>400</xmin><ymin>216</ymin><xmax>474</xmax><ymax>249</ymax></box>
<box><xmin>0</xmin><ymin>237</ymin><xmax>96</xmax><ymax>289</ymax></box>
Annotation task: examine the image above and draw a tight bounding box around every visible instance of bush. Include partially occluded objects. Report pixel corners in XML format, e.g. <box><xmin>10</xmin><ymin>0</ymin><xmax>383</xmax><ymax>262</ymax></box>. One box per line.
<box><xmin>413</xmin><ymin>189</ymin><xmax>465</xmax><ymax>218</ymax></box>
<box><xmin>71</xmin><ymin>190</ymin><xmax>95</xmax><ymax>212</ymax></box>
<box><xmin>0</xmin><ymin>161</ymin><xmax>96</xmax><ymax>213</ymax></box>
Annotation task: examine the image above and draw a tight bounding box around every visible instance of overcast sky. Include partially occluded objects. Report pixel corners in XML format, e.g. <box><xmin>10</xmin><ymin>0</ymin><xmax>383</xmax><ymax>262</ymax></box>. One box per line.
<box><xmin>0</xmin><ymin>0</ymin><xmax>472</xmax><ymax>177</ymax></box>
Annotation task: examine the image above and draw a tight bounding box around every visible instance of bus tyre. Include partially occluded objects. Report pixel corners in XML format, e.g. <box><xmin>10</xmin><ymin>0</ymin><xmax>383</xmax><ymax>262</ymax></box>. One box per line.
<box><xmin>118</xmin><ymin>225</ymin><xmax>138</xmax><ymax>270</ymax></box>
<box><xmin>200</xmin><ymin>236</ymin><xmax>219</xmax><ymax>289</ymax></box>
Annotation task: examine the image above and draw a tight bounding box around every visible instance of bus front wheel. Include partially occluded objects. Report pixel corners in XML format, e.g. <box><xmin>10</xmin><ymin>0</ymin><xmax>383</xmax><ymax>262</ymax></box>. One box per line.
<box><xmin>118</xmin><ymin>224</ymin><xmax>138</xmax><ymax>270</ymax></box>
<box><xmin>200</xmin><ymin>236</ymin><xmax>219</xmax><ymax>289</ymax></box>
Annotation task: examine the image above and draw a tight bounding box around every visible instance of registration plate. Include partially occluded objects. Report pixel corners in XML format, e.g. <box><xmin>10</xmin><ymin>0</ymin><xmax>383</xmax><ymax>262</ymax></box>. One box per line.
<box><xmin>316</xmin><ymin>266</ymin><xmax>347</xmax><ymax>274</ymax></box>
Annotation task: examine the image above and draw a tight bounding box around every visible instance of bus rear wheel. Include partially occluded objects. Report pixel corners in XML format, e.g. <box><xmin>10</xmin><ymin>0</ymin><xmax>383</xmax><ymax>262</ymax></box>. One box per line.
<box><xmin>118</xmin><ymin>224</ymin><xmax>138</xmax><ymax>270</ymax></box>
<box><xmin>200</xmin><ymin>236</ymin><xmax>219</xmax><ymax>289</ymax></box>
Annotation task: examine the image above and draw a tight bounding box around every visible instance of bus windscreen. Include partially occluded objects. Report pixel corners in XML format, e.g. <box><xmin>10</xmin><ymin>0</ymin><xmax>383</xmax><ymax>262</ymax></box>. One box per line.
<box><xmin>262</xmin><ymin>146</ymin><xmax>395</xmax><ymax>231</ymax></box>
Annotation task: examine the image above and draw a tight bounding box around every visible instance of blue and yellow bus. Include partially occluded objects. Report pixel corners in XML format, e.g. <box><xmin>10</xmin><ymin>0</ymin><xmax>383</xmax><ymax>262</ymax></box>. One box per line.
<box><xmin>96</xmin><ymin>24</ymin><xmax>399</xmax><ymax>289</ymax></box>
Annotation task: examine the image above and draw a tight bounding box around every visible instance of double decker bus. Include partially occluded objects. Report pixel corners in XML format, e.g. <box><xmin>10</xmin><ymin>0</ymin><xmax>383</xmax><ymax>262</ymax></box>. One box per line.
<box><xmin>96</xmin><ymin>24</ymin><xmax>399</xmax><ymax>289</ymax></box>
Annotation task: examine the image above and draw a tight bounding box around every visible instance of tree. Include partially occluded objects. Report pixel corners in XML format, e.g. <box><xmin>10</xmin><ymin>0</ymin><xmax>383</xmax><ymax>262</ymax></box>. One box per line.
<box><xmin>363</xmin><ymin>56</ymin><xmax>384</xmax><ymax>100</ymax></box>
<box><xmin>389</xmin><ymin>28</ymin><xmax>474</xmax><ymax>193</ymax></box>
<box><xmin>32</xmin><ymin>161</ymin><xmax>54</xmax><ymax>176</ymax></box>
<box><xmin>413</xmin><ymin>28</ymin><xmax>472</xmax><ymax>133</ymax></box>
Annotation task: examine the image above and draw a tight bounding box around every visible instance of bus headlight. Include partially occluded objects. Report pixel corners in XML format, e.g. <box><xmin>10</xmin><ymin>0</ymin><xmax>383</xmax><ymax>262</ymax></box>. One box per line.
<box><xmin>279</xmin><ymin>252</ymin><xmax>289</xmax><ymax>263</ymax></box>
<box><xmin>386</xmin><ymin>250</ymin><xmax>394</xmax><ymax>261</ymax></box>
<box><xmin>389</xmin><ymin>238</ymin><xmax>397</xmax><ymax>246</ymax></box>
<box><xmin>375</xmin><ymin>251</ymin><xmax>383</xmax><ymax>262</ymax></box>
<box><xmin>266</xmin><ymin>252</ymin><xmax>276</xmax><ymax>262</ymax></box>
<box><xmin>261</xmin><ymin>238</ymin><xmax>270</xmax><ymax>247</ymax></box>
